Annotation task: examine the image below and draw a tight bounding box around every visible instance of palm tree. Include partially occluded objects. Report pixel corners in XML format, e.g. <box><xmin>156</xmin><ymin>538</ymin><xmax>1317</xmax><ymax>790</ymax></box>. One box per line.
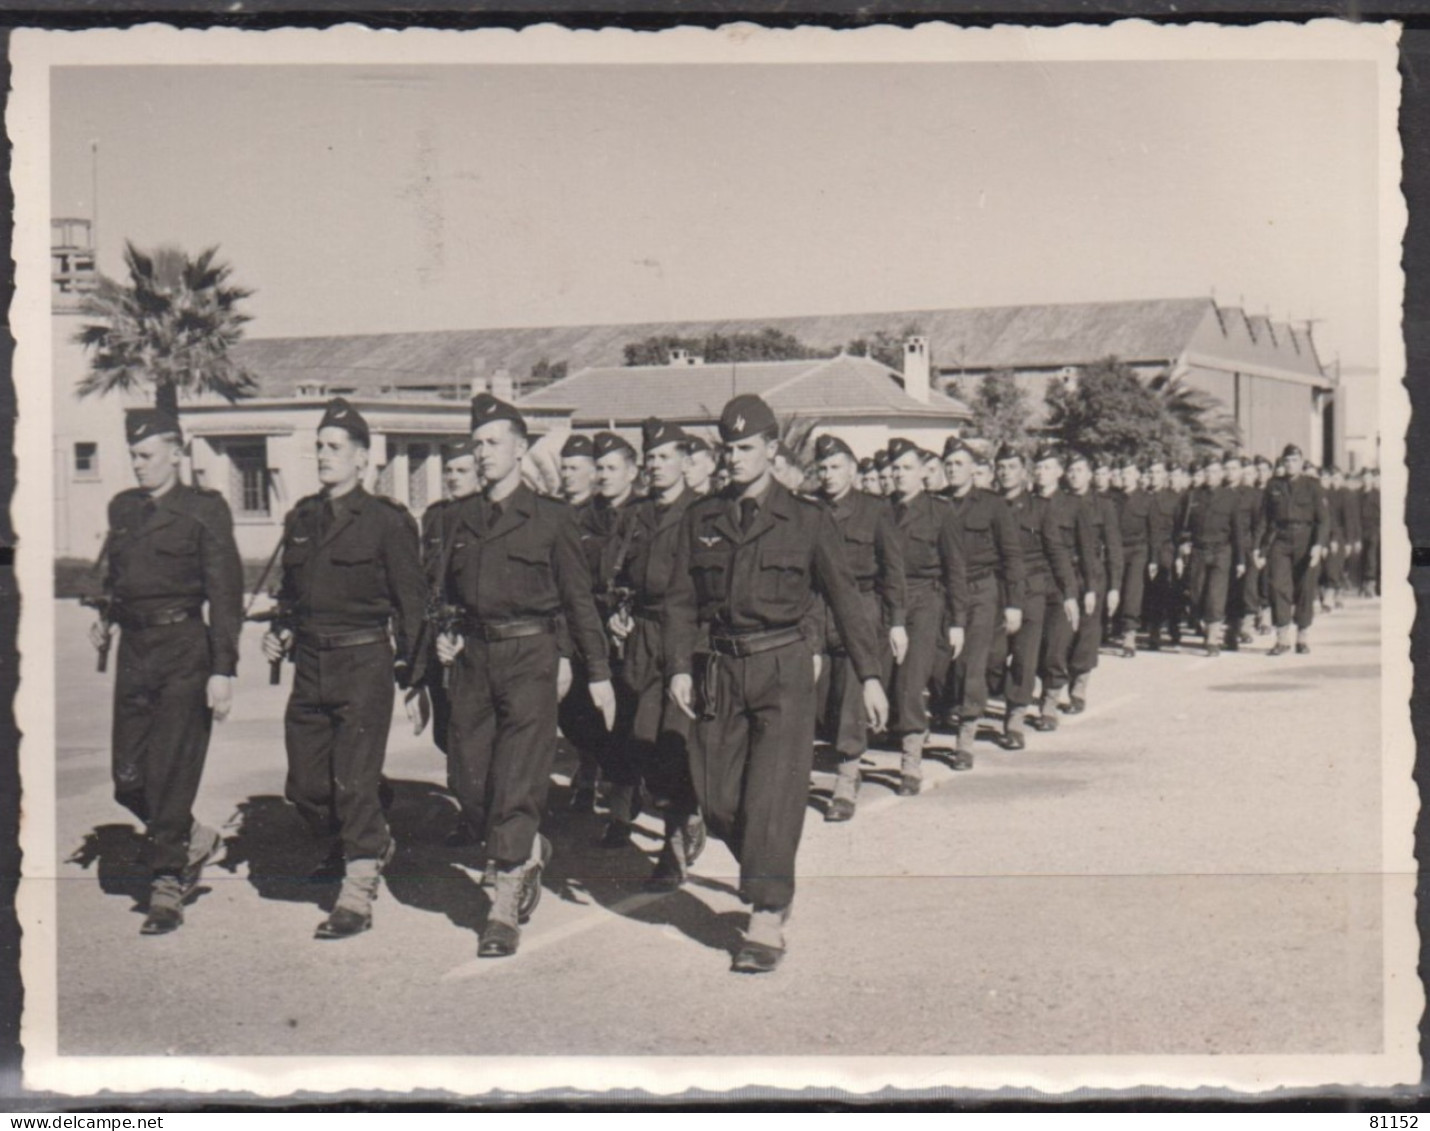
<box><xmin>1147</xmin><ymin>370</ymin><xmax>1242</xmax><ymax>456</ymax></box>
<box><xmin>74</xmin><ymin>242</ymin><xmax>258</xmax><ymax>419</ymax></box>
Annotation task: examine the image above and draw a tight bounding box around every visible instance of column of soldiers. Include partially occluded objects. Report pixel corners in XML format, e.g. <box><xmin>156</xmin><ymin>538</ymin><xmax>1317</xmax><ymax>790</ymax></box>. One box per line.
<box><xmin>88</xmin><ymin>394</ymin><xmax>1381</xmax><ymax>972</ymax></box>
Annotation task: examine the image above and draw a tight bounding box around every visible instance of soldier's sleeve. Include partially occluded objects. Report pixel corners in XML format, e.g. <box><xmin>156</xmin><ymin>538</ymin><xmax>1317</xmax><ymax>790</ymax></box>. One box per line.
<box><xmin>1074</xmin><ymin>500</ymin><xmax>1101</xmax><ymax>592</ymax></box>
<box><xmin>1101</xmin><ymin>498</ymin><xmax>1124</xmax><ymax>588</ymax></box>
<box><xmin>1345</xmin><ymin>491</ymin><xmax>1363</xmax><ymax>542</ymax></box>
<box><xmin>937</xmin><ymin>506</ymin><xmax>970</xmax><ymax>629</ymax></box>
<box><xmin>276</xmin><ymin>507</ymin><xmax>301</xmax><ymax>605</ymax></box>
<box><xmin>662</xmin><ymin>508</ymin><xmax>699</xmax><ymax>679</ymax></box>
<box><xmin>1313</xmin><ymin>482</ymin><xmax>1331</xmax><ymax>549</ymax></box>
<box><xmin>1232</xmin><ymin>493</ymin><xmax>1248</xmax><ymax>562</ymax></box>
<box><xmin>1042</xmin><ymin>503</ymin><xmax>1078</xmax><ymax>601</ymax></box>
<box><xmin>873</xmin><ymin>502</ymin><xmax>907</xmax><ymax>628</ymax></box>
<box><xmin>811</xmin><ymin>508</ymin><xmax>882</xmax><ymax>682</ymax></box>
<box><xmin>196</xmin><ymin>495</ymin><xmax>244</xmax><ymax>678</ymax></box>
<box><xmin>550</xmin><ymin>506</ymin><xmax>612</xmax><ymax>682</ymax></box>
<box><xmin>103</xmin><ymin>496</ymin><xmax>123</xmax><ymax>596</ymax></box>
<box><xmin>384</xmin><ymin>507</ymin><xmax>428</xmax><ymax>688</ymax></box>
<box><xmin>991</xmin><ymin>495</ymin><xmax>1026</xmax><ymax>610</ymax></box>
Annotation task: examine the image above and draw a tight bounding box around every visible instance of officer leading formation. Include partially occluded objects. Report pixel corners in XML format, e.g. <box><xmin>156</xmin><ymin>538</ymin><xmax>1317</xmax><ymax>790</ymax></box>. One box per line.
<box><xmin>88</xmin><ymin>393</ymin><xmax>1379</xmax><ymax>971</ymax></box>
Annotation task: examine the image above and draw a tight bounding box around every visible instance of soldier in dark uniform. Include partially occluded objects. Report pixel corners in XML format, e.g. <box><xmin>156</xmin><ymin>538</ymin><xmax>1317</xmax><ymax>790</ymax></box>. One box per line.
<box><xmin>811</xmin><ymin>433</ymin><xmax>907</xmax><ymax>821</ymax></box>
<box><xmin>420</xmin><ymin>438</ymin><xmax>483</xmax><ymax>843</ymax></box>
<box><xmin>1179</xmin><ymin>453</ymin><xmax>1248</xmax><ymax>657</ymax></box>
<box><xmin>1340</xmin><ymin>468</ymin><xmax>1364</xmax><ymax>598</ymax></box>
<box><xmin>940</xmin><ymin>440</ymin><xmax>1024</xmax><ymax>768</ymax></box>
<box><xmin>1223</xmin><ymin>454</ymin><xmax>1262</xmax><ymax>650</ymax></box>
<box><xmin>1145</xmin><ymin>459</ymin><xmax>1182</xmax><ymax>650</ymax></box>
<box><xmin>559</xmin><ymin>433</ymin><xmax>598</xmax><ymax>507</ymax></box>
<box><xmin>992</xmin><ymin>445</ymin><xmax>1078</xmax><ymax>749</ymax></box>
<box><xmin>1361</xmin><ymin>468</ymin><xmax>1381</xmax><ymax>597</ymax></box>
<box><xmin>857</xmin><ymin>456</ymin><xmax>879</xmax><ymax>496</ymax></box>
<box><xmin>885</xmin><ymin>437</ymin><xmax>967</xmax><ymax>794</ymax></box>
<box><xmin>605</xmin><ymin>418</ymin><xmax>708</xmax><ymax>890</ymax></box>
<box><xmin>90</xmin><ymin>408</ymin><xmax>243</xmax><ymax>935</ymax></box>
<box><xmin>1253</xmin><ymin>456</ymin><xmax>1276</xmax><ymax>626</ymax></box>
<box><xmin>1064</xmin><ymin>452</ymin><xmax>1121</xmax><ymax>714</ymax></box>
<box><xmin>556</xmin><ymin>433</ymin><xmax>600</xmax><ymax>811</ymax></box>
<box><xmin>1029</xmin><ymin>447</ymin><xmax>1096</xmax><ymax>730</ymax></box>
<box><xmin>1318</xmin><ymin>465</ymin><xmax>1345</xmax><ymax>613</ymax></box>
<box><xmin>1111</xmin><ymin>454</ymin><xmax>1153</xmax><ymax>658</ymax></box>
<box><xmin>875</xmin><ymin>449</ymin><xmax>895</xmax><ymax>499</ymax></box>
<box><xmin>260</xmin><ymin>398</ymin><xmax>427</xmax><ymax>939</ymax></box>
<box><xmin>1259</xmin><ymin>443</ymin><xmax>1330</xmax><ymax>655</ymax></box>
<box><xmin>664</xmin><ymin>394</ymin><xmax>889</xmax><ymax>973</ymax></box>
<box><xmin>434</xmin><ymin>394</ymin><xmax>615</xmax><ymax>957</ymax></box>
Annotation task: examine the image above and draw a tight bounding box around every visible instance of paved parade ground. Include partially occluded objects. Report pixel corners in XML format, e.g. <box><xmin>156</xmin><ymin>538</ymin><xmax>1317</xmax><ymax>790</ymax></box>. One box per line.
<box><xmin>46</xmin><ymin>597</ymin><xmax>1384</xmax><ymax>1058</ymax></box>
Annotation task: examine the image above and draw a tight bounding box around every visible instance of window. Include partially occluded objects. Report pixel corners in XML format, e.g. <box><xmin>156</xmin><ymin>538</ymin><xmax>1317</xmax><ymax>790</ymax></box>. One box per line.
<box><xmin>228</xmin><ymin>442</ymin><xmax>270</xmax><ymax>517</ymax></box>
<box><xmin>73</xmin><ymin>442</ymin><xmax>98</xmax><ymax>479</ymax></box>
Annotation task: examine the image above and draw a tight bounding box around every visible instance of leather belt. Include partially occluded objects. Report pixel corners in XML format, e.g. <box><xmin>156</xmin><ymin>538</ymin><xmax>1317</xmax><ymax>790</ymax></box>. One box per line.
<box><xmin>905</xmin><ymin>576</ymin><xmax>942</xmax><ymax>590</ymax></box>
<box><xmin>855</xmin><ymin>579</ymin><xmax>876</xmax><ymax>594</ymax></box>
<box><xmin>632</xmin><ymin>605</ymin><xmax>662</xmax><ymax>623</ymax></box>
<box><xmin>460</xmin><ymin>616</ymin><xmax>557</xmax><ymax>642</ymax></box>
<box><xmin>297</xmin><ymin>627</ymin><xmax>389</xmax><ymax>650</ymax></box>
<box><xmin>707</xmin><ymin>624</ymin><xmax>805</xmax><ymax>658</ymax></box>
<box><xmin>114</xmin><ymin>605</ymin><xmax>202</xmax><ymax>630</ymax></box>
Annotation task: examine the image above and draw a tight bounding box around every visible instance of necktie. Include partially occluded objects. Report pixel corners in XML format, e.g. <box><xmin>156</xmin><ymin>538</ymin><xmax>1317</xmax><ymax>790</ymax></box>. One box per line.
<box><xmin>318</xmin><ymin>499</ymin><xmax>336</xmax><ymax>540</ymax></box>
<box><xmin>739</xmin><ymin>497</ymin><xmax>757</xmax><ymax>534</ymax></box>
<box><xmin>142</xmin><ymin>496</ymin><xmax>158</xmax><ymax>522</ymax></box>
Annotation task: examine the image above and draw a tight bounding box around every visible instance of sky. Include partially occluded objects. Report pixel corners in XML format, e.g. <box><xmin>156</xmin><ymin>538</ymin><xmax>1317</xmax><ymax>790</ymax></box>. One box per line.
<box><xmin>50</xmin><ymin>60</ymin><xmax>1382</xmax><ymax>365</ymax></box>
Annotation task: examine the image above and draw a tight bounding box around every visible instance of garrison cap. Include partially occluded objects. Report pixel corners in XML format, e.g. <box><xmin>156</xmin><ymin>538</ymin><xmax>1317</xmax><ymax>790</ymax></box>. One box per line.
<box><xmin>560</xmin><ymin>433</ymin><xmax>595</xmax><ymax>460</ymax></box>
<box><xmin>641</xmin><ymin>417</ymin><xmax>688</xmax><ymax>454</ymax></box>
<box><xmin>317</xmin><ymin>397</ymin><xmax>370</xmax><ymax>447</ymax></box>
<box><xmin>1033</xmin><ymin>442</ymin><xmax>1064</xmax><ymax>465</ymax></box>
<box><xmin>857</xmin><ymin>457</ymin><xmax>875</xmax><ymax>474</ymax></box>
<box><xmin>1254</xmin><ymin>454</ymin><xmax>1273</xmax><ymax>467</ymax></box>
<box><xmin>1222</xmin><ymin>451</ymin><xmax>1242</xmax><ymax>465</ymax></box>
<box><xmin>1280</xmin><ymin>443</ymin><xmax>1303</xmax><ymax>461</ymax></box>
<box><xmin>994</xmin><ymin>442</ymin><xmax>1023</xmax><ymax>464</ymax></box>
<box><xmin>1092</xmin><ymin>453</ymin><xmax>1113</xmax><ymax>471</ymax></box>
<box><xmin>1065</xmin><ymin>448</ymin><xmax>1092</xmax><ymax>469</ymax></box>
<box><xmin>920</xmin><ymin>448</ymin><xmax>940</xmax><ymax>463</ymax></box>
<box><xmin>886</xmin><ymin>436</ymin><xmax>920</xmax><ymax>463</ymax></box>
<box><xmin>873</xmin><ymin>449</ymin><xmax>892</xmax><ymax>470</ymax></box>
<box><xmin>942</xmin><ymin>436</ymin><xmax>973</xmax><ymax>459</ymax></box>
<box><xmin>680</xmin><ymin>434</ymin><xmax>712</xmax><ymax>455</ymax></box>
<box><xmin>125</xmin><ymin>408</ymin><xmax>182</xmax><ymax>445</ymax></box>
<box><xmin>813</xmin><ymin>434</ymin><xmax>855</xmax><ymax>462</ymax></box>
<box><xmin>471</xmin><ymin>392</ymin><xmax>527</xmax><ymax>437</ymax></box>
<box><xmin>718</xmin><ymin>394</ymin><xmax>778</xmax><ymax>443</ymax></box>
<box><xmin>593</xmin><ymin>431</ymin><xmax>637</xmax><ymax>461</ymax></box>
<box><xmin>442</xmin><ymin>437</ymin><xmax>478</xmax><ymax>463</ymax></box>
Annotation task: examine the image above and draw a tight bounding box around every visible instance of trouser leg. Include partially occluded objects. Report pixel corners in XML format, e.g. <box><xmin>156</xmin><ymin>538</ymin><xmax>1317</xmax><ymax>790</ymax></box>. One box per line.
<box><xmin>1068</xmin><ymin>585</ymin><xmax>1104</xmax><ymax>681</ymax></box>
<box><xmin>688</xmin><ymin>652</ymin><xmax>747</xmax><ymax>856</ymax></box>
<box><xmin>284</xmin><ymin>644</ymin><xmax>341</xmax><ymax>842</ymax></box>
<box><xmin>327</xmin><ymin>641</ymin><xmax>396</xmax><ymax>861</ymax></box>
<box><xmin>448</xmin><ymin>637</ymin><xmax>498</xmax><ymax>843</ymax></box>
<box><xmin>1117</xmin><ymin>548</ymin><xmax>1147</xmax><ymax>637</ymax></box>
<box><xmin>1268</xmin><ymin>541</ymin><xmax>1295</xmax><ymax>629</ymax></box>
<box><xmin>955</xmin><ymin>575</ymin><xmax>998</xmax><ymax>732</ymax></box>
<box><xmin>892</xmin><ymin>584</ymin><xmax>940</xmax><ymax>738</ymax></box>
<box><xmin>1039</xmin><ymin>591</ymin><xmax>1073</xmax><ymax>694</ymax></box>
<box><xmin>484</xmin><ymin>634</ymin><xmax>561</xmax><ymax>866</ymax></box>
<box><xmin>1005</xmin><ymin>590</ymin><xmax>1046</xmax><ymax>710</ymax></box>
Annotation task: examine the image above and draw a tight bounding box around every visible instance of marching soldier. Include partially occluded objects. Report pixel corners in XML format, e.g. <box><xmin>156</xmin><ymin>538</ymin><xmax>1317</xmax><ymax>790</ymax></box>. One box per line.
<box><xmin>605</xmin><ymin>418</ymin><xmax>708</xmax><ymax>890</ymax></box>
<box><xmin>1179</xmin><ymin>453</ymin><xmax>1247</xmax><ymax>657</ymax></box>
<box><xmin>435</xmin><ymin>394</ymin><xmax>616</xmax><ymax>957</ymax></box>
<box><xmin>1064</xmin><ymin>452</ymin><xmax>1121</xmax><ymax>713</ymax></box>
<box><xmin>1112</xmin><ymin>454</ymin><xmax>1154</xmax><ymax>658</ymax></box>
<box><xmin>664</xmin><ymin>394</ymin><xmax>889</xmax><ymax>973</ymax></box>
<box><xmin>260</xmin><ymin>398</ymin><xmax>428</xmax><ymax>940</ymax></box>
<box><xmin>940</xmin><ymin>440</ymin><xmax>1024</xmax><ymax>769</ymax></box>
<box><xmin>1340</xmin><ymin>468</ymin><xmax>1364</xmax><ymax>599</ymax></box>
<box><xmin>875</xmin><ymin>449</ymin><xmax>896</xmax><ymax>498</ymax></box>
<box><xmin>1145</xmin><ymin>459</ymin><xmax>1183</xmax><ymax>650</ymax></box>
<box><xmin>559</xmin><ymin>433</ymin><xmax>598</xmax><ymax>507</ymax></box>
<box><xmin>1259</xmin><ymin>443</ymin><xmax>1330</xmax><ymax>656</ymax></box>
<box><xmin>857</xmin><ymin>456</ymin><xmax>880</xmax><ymax>495</ymax></box>
<box><xmin>812</xmin><ymin>433</ymin><xmax>907</xmax><ymax>821</ymax></box>
<box><xmin>1029</xmin><ymin>446</ymin><xmax>1096</xmax><ymax>730</ymax></box>
<box><xmin>91</xmin><ymin>408</ymin><xmax>242</xmax><ymax>935</ymax></box>
<box><xmin>1359</xmin><ymin>468</ymin><xmax>1381</xmax><ymax>597</ymax></box>
<box><xmin>1223</xmin><ymin>453</ymin><xmax>1263</xmax><ymax>650</ymax></box>
<box><xmin>1318</xmin><ymin>465</ymin><xmax>1345</xmax><ymax>613</ymax></box>
<box><xmin>557</xmin><ymin>433</ymin><xmax>601</xmax><ymax>811</ymax></box>
<box><xmin>886</xmin><ymin>437</ymin><xmax>968</xmax><ymax>793</ymax></box>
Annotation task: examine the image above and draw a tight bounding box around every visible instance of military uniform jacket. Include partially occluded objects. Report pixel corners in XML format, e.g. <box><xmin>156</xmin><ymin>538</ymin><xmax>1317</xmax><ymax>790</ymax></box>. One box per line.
<box><xmin>1361</xmin><ymin>487</ymin><xmax>1380</xmax><ymax>537</ymax></box>
<box><xmin>1337</xmin><ymin>486</ymin><xmax>1363</xmax><ymax>545</ymax></box>
<box><xmin>1004</xmin><ymin>489</ymin><xmax>1078</xmax><ymax>603</ymax></box>
<box><xmin>277</xmin><ymin>485</ymin><xmax>427</xmax><ymax>680</ymax></box>
<box><xmin>1114</xmin><ymin>489</ymin><xmax>1154</xmax><ymax>553</ymax></box>
<box><xmin>577</xmin><ymin>495</ymin><xmax>636</xmax><ymax>617</ymax></box>
<box><xmin>1045</xmin><ymin>490</ymin><xmax>1099</xmax><ymax>595</ymax></box>
<box><xmin>1182</xmin><ymin>485</ymin><xmax>1247</xmax><ymax>555</ymax></box>
<box><xmin>105</xmin><ymin>482</ymin><xmax>244</xmax><ymax>677</ymax></box>
<box><xmin>610</xmin><ymin>487</ymin><xmax>698</xmax><ymax>610</ymax></box>
<box><xmin>1073</xmin><ymin>491</ymin><xmax>1122</xmax><ymax>592</ymax></box>
<box><xmin>891</xmin><ymin>491</ymin><xmax>970</xmax><ymax>628</ymax></box>
<box><xmin>421</xmin><ymin>497</ymin><xmax>457</xmax><ymax>585</ymax></box>
<box><xmin>1261</xmin><ymin>474</ymin><xmax>1331</xmax><ymax>554</ymax></box>
<box><xmin>1234</xmin><ymin>484</ymin><xmax>1264</xmax><ymax>558</ymax></box>
<box><xmin>442</xmin><ymin>483</ymin><xmax>611</xmax><ymax>682</ymax></box>
<box><xmin>825</xmin><ymin>489</ymin><xmax>907</xmax><ymax>628</ymax></box>
<box><xmin>663</xmin><ymin>480</ymin><xmax>884</xmax><ymax>682</ymax></box>
<box><xmin>1149</xmin><ymin>487</ymin><xmax>1182</xmax><ymax>567</ymax></box>
<box><xmin>945</xmin><ymin>487</ymin><xmax>1026</xmax><ymax>609</ymax></box>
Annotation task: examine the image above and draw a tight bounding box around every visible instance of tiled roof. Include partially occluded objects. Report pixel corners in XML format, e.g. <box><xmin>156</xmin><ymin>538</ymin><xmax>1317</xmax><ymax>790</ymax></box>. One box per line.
<box><xmin>519</xmin><ymin>354</ymin><xmax>970</xmax><ymax>426</ymax></box>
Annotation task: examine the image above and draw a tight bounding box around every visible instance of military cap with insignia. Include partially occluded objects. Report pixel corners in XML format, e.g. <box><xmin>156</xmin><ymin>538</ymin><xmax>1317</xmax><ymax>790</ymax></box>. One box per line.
<box><xmin>1280</xmin><ymin>443</ymin><xmax>1303</xmax><ymax>460</ymax></box>
<box><xmin>1032</xmin><ymin>442</ymin><xmax>1063</xmax><ymax>465</ymax></box>
<box><xmin>680</xmin><ymin>434</ymin><xmax>711</xmax><ymax>455</ymax></box>
<box><xmin>872</xmin><ymin>449</ymin><xmax>891</xmax><ymax>470</ymax></box>
<box><xmin>317</xmin><ymin>396</ymin><xmax>370</xmax><ymax>447</ymax></box>
<box><xmin>560</xmin><ymin>433</ymin><xmax>595</xmax><ymax>460</ymax></box>
<box><xmin>471</xmin><ymin>392</ymin><xmax>527</xmax><ymax>437</ymax></box>
<box><xmin>442</xmin><ymin>437</ymin><xmax>478</xmax><ymax>463</ymax></box>
<box><xmin>1064</xmin><ymin>448</ymin><xmax>1092</xmax><ymax>469</ymax></box>
<box><xmin>125</xmin><ymin>407</ymin><xmax>183</xmax><ymax>445</ymax></box>
<box><xmin>718</xmin><ymin>393</ymin><xmax>778</xmax><ymax>443</ymax></box>
<box><xmin>813</xmin><ymin>434</ymin><xmax>854</xmax><ymax>461</ymax></box>
<box><xmin>641</xmin><ymin>417</ymin><xmax>688</xmax><ymax>454</ymax></box>
<box><xmin>942</xmin><ymin>436</ymin><xmax>979</xmax><ymax>460</ymax></box>
<box><xmin>594</xmin><ymin>430</ymin><xmax>637</xmax><ymax>460</ymax></box>
<box><xmin>1254</xmin><ymin>454</ymin><xmax>1273</xmax><ymax>468</ymax></box>
<box><xmin>994</xmin><ymin>442</ymin><xmax>1023</xmax><ymax>464</ymax></box>
<box><xmin>886</xmin><ymin>436</ymin><xmax>920</xmax><ymax>463</ymax></box>
<box><xmin>857</xmin><ymin>457</ymin><xmax>875</xmax><ymax>474</ymax></box>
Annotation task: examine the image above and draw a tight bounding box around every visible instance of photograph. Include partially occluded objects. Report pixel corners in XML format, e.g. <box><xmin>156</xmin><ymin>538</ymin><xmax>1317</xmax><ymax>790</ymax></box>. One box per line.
<box><xmin>10</xmin><ymin>20</ymin><xmax>1416</xmax><ymax>1098</ymax></box>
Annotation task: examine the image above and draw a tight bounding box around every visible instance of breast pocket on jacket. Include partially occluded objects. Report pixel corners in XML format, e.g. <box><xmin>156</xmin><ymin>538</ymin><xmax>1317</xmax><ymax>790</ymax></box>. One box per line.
<box><xmin>690</xmin><ymin>549</ymin><xmax>730</xmax><ymax>606</ymax></box>
<box><xmin>504</xmin><ymin>542</ymin><xmax>554</xmax><ymax>601</ymax></box>
<box><xmin>842</xmin><ymin>527</ymin><xmax>876</xmax><ymax>579</ymax></box>
<box><xmin>759</xmin><ymin>548</ymin><xmax>810</xmax><ymax>611</ymax></box>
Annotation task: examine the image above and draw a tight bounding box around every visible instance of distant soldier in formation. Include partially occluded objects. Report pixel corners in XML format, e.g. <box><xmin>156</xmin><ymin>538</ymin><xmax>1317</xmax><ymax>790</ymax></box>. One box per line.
<box><xmin>1145</xmin><ymin>459</ymin><xmax>1182</xmax><ymax>650</ymax></box>
<box><xmin>1111</xmin><ymin>454</ymin><xmax>1153</xmax><ymax>659</ymax></box>
<box><xmin>857</xmin><ymin>456</ymin><xmax>880</xmax><ymax>495</ymax></box>
<box><xmin>1359</xmin><ymin>468</ymin><xmax>1381</xmax><ymax>597</ymax></box>
<box><xmin>1260</xmin><ymin>443</ymin><xmax>1330</xmax><ymax>656</ymax></box>
<box><xmin>1064</xmin><ymin>452</ymin><xmax>1120</xmax><ymax>713</ymax></box>
<box><xmin>875</xmin><ymin>449</ymin><xmax>895</xmax><ymax>498</ymax></box>
<box><xmin>1030</xmin><ymin>446</ymin><xmax>1094</xmax><ymax>729</ymax></box>
<box><xmin>261</xmin><ymin>398</ymin><xmax>428</xmax><ymax>940</ymax></box>
<box><xmin>665</xmin><ymin>394</ymin><xmax>889</xmax><ymax>973</ymax></box>
<box><xmin>1318</xmin><ymin>465</ymin><xmax>1345</xmax><ymax>613</ymax></box>
<box><xmin>93</xmin><ymin>408</ymin><xmax>243</xmax><ymax>935</ymax></box>
<box><xmin>1179</xmin><ymin>453</ymin><xmax>1247</xmax><ymax>657</ymax></box>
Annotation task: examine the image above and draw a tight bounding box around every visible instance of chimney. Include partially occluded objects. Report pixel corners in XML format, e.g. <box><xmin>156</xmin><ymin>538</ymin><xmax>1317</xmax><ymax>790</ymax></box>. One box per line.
<box><xmin>469</xmin><ymin>358</ymin><xmax>487</xmax><ymax>399</ymax></box>
<box><xmin>903</xmin><ymin>336</ymin><xmax>930</xmax><ymax>403</ymax></box>
<box><xmin>491</xmin><ymin>367</ymin><xmax>515</xmax><ymax>402</ymax></box>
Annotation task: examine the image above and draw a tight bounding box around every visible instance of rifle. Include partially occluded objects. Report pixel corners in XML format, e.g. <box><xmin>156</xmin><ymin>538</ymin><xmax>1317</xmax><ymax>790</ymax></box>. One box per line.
<box><xmin>79</xmin><ymin>594</ymin><xmax>114</xmax><ymax>673</ymax></box>
<box><xmin>607</xmin><ymin>585</ymin><xmax>636</xmax><ymax>660</ymax></box>
<box><xmin>246</xmin><ymin>600</ymin><xmax>297</xmax><ymax>685</ymax></box>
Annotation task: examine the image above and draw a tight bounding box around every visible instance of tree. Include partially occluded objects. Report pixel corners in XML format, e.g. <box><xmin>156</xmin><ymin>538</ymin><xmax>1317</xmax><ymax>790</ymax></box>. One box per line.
<box><xmin>1146</xmin><ymin>370</ymin><xmax>1243</xmax><ymax>458</ymax></box>
<box><xmin>1044</xmin><ymin>357</ymin><xmax>1187</xmax><ymax>462</ymax></box>
<box><xmin>959</xmin><ymin>370</ymin><xmax>1031</xmax><ymax>448</ymax></box>
<box><xmin>75</xmin><ymin>242</ymin><xmax>258</xmax><ymax>419</ymax></box>
<box><xmin>623</xmin><ymin>327</ymin><xmax>827</xmax><ymax>367</ymax></box>
<box><xmin>529</xmin><ymin>357</ymin><xmax>568</xmax><ymax>388</ymax></box>
<box><xmin>845</xmin><ymin>321</ymin><xmax>924</xmax><ymax>372</ymax></box>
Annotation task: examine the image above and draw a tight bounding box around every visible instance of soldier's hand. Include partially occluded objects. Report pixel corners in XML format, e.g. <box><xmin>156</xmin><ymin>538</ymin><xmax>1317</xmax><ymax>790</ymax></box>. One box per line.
<box><xmin>862</xmin><ymin>678</ymin><xmax>889</xmax><ymax>733</ymax></box>
<box><xmin>404</xmin><ymin>686</ymin><xmax>431</xmax><ymax>736</ymax></box>
<box><xmin>89</xmin><ymin>619</ymin><xmax>113</xmax><ymax>652</ymax></box>
<box><xmin>607</xmin><ymin>611</ymin><xmax>634</xmax><ymax>642</ymax></box>
<box><xmin>889</xmin><ymin>625</ymin><xmax>909</xmax><ymax>664</ymax></box>
<box><xmin>812</xmin><ymin>653</ymin><xmax>823</xmax><ymax>683</ymax></box>
<box><xmin>1148</xmin><ymin>562</ymin><xmax>1159</xmax><ymax>580</ymax></box>
<box><xmin>1236</xmin><ymin>563</ymin><xmax>1246</xmax><ymax>579</ymax></box>
<box><xmin>947</xmin><ymin>626</ymin><xmax>965</xmax><ymax>660</ymax></box>
<box><xmin>435</xmin><ymin>631</ymin><xmax>464</xmax><ymax>667</ymax></box>
<box><xmin>1254</xmin><ymin>551</ymin><xmax>1266</xmax><ymax>571</ymax></box>
<box><xmin>557</xmin><ymin>656</ymin><xmax>573</xmax><ymax>701</ymax></box>
<box><xmin>206</xmin><ymin>675</ymin><xmax>234</xmax><ymax>722</ymax></box>
<box><xmin>1331</xmin><ymin>540</ymin><xmax>1340</xmax><ymax>554</ymax></box>
<box><xmin>1063</xmin><ymin>598</ymin><xmax>1080</xmax><ymax>632</ymax></box>
<box><xmin>1310</xmin><ymin>544</ymin><xmax>1326</xmax><ymax>568</ymax></box>
<box><xmin>589</xmin><ymin>679</ymin><xmax>617</xmax><ymax>730</ymax></box>
<box><xmin>669</xmin><ymin>673</ymin><xmax>696</xmax><ymax>720</ymax></box>
<box><xmin>261</xmin><ymin>629</ymin><xmax>292</xmax><ymax>665</ymax></box>
<box><xmin>1083</xmin><ymin>591</ymin><xmax>1097</xmax><ymax>617</ymax></box>
<box><xmin>1106</xmin><ymin>590</ymin><xmax>1120</xmax><ymax>618</ymax></box>
<box><xmin>1005</xmin><ymin>607</ymin><xmax>1023</xmax><ymax>636</ymax></box>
